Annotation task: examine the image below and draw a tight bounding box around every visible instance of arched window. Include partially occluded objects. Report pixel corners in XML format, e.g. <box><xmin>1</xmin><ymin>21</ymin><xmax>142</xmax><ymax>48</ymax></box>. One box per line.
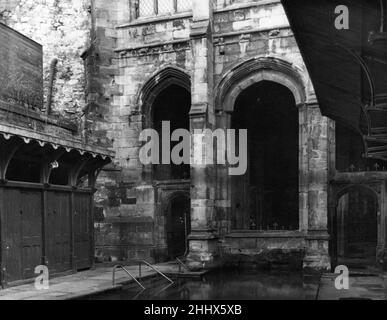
<box><xmin>152</xmin><ymin>84</ymin><xmax>191</xmax><ymax>181</ymax></box>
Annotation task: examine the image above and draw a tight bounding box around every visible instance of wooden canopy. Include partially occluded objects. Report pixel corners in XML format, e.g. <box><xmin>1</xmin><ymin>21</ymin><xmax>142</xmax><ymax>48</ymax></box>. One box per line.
<box><xmin>0</xmin><ymin>132</ymin><xmax>112</xmax><ymax>286</ymax></box>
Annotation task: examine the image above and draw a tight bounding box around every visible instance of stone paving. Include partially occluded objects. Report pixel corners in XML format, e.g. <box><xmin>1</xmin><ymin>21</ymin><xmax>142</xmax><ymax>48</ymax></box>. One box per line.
<box><xmin>0</xmin><ymin>264</ymin><xmax>158</xmax><ymax>300</ymax></box>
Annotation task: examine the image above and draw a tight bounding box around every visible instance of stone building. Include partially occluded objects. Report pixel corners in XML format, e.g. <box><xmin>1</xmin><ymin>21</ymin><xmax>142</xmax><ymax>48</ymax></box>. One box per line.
<box><xmin>86</xmin><ymin>0</ymin><xmax>332</xmax><ymax>272</ymax></box>
<box><xmin>1</xmin><ymin>0</ymin><xmax>385</xmax><ymax>274</ymax></box>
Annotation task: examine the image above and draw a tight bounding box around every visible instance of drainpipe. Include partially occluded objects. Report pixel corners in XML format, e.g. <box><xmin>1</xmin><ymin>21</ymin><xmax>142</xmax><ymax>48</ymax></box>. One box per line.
<box><xmin>46</xmin><ymin>58</ymin><xmax>58</xmax><ymax>115</ymax></box>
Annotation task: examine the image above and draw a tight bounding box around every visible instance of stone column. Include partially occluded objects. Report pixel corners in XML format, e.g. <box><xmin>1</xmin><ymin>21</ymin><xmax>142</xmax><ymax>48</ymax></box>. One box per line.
<box><xmin>186</xmin><ymin>0</ymin><xmax>219</xmax><ymax>270</ymax></box>
<box><xmin>303</xmin><ymin>102</ymin><xmax>331</xmax><ymax>272</ymax></box>
<box><xmin>215</xmin><ymin>112</ymin><xmax>231</xmax><ymax>238</ymax></box>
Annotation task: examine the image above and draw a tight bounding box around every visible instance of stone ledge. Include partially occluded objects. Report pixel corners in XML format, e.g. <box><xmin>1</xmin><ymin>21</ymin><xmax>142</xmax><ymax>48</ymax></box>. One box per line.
<box><xmin>100</xmin><ymin>216</ymin><xmax>154</xmax><ymax>224</ymax></box>
<box><xmin>214</xmin><ymin>0</ymin><xmax>281</xmax><ymax>13</ymax></box>
<box><xmin>225</xmin><ymin>231</ymin><xmax>305</xmax><ymax>238</ymax></box>
<box><xmin>214</xmin><ymin>24</ymin><xmax>290</xmax><ymax>40</ymax></box>
<box><xmin>117</xmin><ymin>12</ymin><xmax>193</xmax><ymax>28</ymax></box>
<box><xmin>0</xmin><ymin>100</ymin><xmax>77</xmax><ymax>131</ymax></box>
<box><xmin>114</xmin><ymin>38</ymin><xmax>190</xmax><ymax>53</ymax></box>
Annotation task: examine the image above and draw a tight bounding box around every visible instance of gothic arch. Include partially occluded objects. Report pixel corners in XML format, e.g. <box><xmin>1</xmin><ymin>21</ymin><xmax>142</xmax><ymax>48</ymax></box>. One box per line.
<box><xmin>137</xmin><ymin>66</ymin><xmax>191</xmax><ymax>127</ymax></box>
<box><xmin>215</xmin><ymin>57</ymin><xmax>307</xmax><ymax>112</ymax></box>
<box><xmin>162</xmin><ymin>190</ymin><xmax>191</xmax><ymax>215</ymax></box>
<box><xmin>333</xmin><ymin>184</ymin><xmax>380</xmax><ymax>209</ymax></box>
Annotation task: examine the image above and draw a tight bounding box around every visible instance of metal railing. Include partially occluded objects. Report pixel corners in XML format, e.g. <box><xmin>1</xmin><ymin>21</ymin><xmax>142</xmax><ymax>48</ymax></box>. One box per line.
<box><xmin>176</xmin><ymin>257</ymin><xmax>190</xmax><ymax>273</ymax></box>
<box><xmin>139</xmin><ymin>260</ymin><xmax>174</xmax><ymax>284</ymax></box>
<box><xmin>112</xmin><ymin>264</ymin><xmax>145</xmax><ymax>289</ymax></box>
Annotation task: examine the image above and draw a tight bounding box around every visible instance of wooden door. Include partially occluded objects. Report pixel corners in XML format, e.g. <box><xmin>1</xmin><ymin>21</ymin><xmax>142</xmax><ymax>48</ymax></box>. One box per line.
<box><xmin>46</xmin><ymin>191</ymin><xmax>71</xmax><ymax>274</ymax></box>
<box><xmin>336</xmin><ymin>188</ymin><xmax>378</xmax><ymax>268</ymax></box>
<box><xmin>167</xmin><ymin>196</ymin><xmax>190</xmax><ymax>258</ymax></box>
<box><xmin>74</xmin><ymin>193</ymin><xmax>91</xmax><ymax>270</ymax></box>
<box><xmin>20</xmin><ymin>191</ymin><xmax>42</xmax><ymax>279</ymax></box>
<box><xmin>3</xmin><ymin>189</ymin><xmax>42</xmax><ymax>283</ymax></box>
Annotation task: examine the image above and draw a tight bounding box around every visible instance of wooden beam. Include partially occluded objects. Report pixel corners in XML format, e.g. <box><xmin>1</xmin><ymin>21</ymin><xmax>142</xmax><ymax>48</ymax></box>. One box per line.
<box><xmin>0</xmin><ymin>140</ymin><xmax>23</xmax><ymax>181</ymax></box>
<box><xmin>68</xmin><ymin>158</ymin><xmax>91</xmax><ymax>187</ymax></box>
<box><xmin>40</xmin><ymin>149</ymin><xmax>66</xmax><ymax>184</ymax></box>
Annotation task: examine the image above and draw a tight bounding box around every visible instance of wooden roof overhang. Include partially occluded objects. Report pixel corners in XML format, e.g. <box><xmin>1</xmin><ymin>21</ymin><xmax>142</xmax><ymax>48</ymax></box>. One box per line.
<box><xmin>282</xmin><ymin>0</ymin><xmax>387</xmax><ymax>161</ymax></box>
<box><xmin>0</xmin><ymin>129</ymin><xmax>114</xmax><ymax>189</ymax></box>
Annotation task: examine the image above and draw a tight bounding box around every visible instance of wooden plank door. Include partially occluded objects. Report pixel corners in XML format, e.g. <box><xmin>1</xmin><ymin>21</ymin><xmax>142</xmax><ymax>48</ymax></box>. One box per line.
<box><xmin>167</xmin><ymin>196</ymin><xmax>190</xmax><ymax>258</ymax></box>
<box><xmin>46</xmin><ymin>191</ymin><xmax>71</xmax><ymax>274</ymax></box>
<box><xmin>3</xmin><ymin>189</ymin><xmax>42</xmax><ymax>283</ymax></box>
<box><xmin>3</xmin><ymin>189</ymin><xmax>23</xmax><ymax>283</ymax></box>
<box><xmin>20</xmin><ymin>190</ymin><xmax>42</xmax><ymax>279</ymax></box>
<box><xmin>74</xmin><ymin>193</ymin><xmax>91</xmax><ymax>270</ymax></box>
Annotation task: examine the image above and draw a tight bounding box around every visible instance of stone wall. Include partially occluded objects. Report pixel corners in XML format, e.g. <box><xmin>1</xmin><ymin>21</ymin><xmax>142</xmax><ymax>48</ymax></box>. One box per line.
<box><xmin>0</xmin><ymin>0</ymin><xmax>91</xmax><ymax>116</ymax></box>
<box><xmin>90</xmin><ymin>0</ymin><xmax>194</xmax><ymax>262</ymax></box>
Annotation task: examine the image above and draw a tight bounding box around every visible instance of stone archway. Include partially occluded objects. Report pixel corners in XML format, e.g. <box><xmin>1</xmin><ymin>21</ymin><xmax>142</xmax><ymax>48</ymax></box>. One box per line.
<box><xmin>215</xmin><ymin>57</ymin><xmax>332</xmax><ymax>271</ymax></box>
<box><xmin>137</xmin><ymin>67</ymin><xmax>192</xmax><ymax>261</ymax></box>
<box><xmin>231</xmin><ymin>80</ymin><xmax>299</xmax><ymax>231</ymax></box>
<box><xmin>215</xmin><ymin>57</ymin><xmax>307</xmax><ymax>114</ymax></box>
<box><xmin>216</xmin><ymin>57</ymin><xmax>308</xmax><ymax>232</ymax></box>
<box><xmin>137</xmin><ymin>66</ymin><xmax>192</xmax><ymax>182</ymax></box>
<box><xmin>138</xmin><ymin>66</ymin><xmax>191</xmax><ymax>128</ymax></box>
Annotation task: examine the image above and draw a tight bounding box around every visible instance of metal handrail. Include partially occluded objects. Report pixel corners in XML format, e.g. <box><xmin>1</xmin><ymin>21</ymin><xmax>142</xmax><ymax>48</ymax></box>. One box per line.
<box><xmin>139</xmin><ymin>260</ymin><xmax>174</xmax><ymax>284</ymax></box>
<box><xmin>176</xmin><ymin>257</ymin><xmax>190</xmax><ymax>273</ymax></box>
<box><xmin>112</xmin><ymin>264</ymin><xmax>145</xmax><ymax>289</ymax></box>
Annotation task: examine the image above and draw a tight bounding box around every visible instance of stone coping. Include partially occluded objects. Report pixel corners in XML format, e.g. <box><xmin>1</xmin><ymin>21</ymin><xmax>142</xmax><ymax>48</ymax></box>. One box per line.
<box><xmin>0</xmin><ymin>100</ymin><xmax>77</xmax><ymax>131</ymax></box>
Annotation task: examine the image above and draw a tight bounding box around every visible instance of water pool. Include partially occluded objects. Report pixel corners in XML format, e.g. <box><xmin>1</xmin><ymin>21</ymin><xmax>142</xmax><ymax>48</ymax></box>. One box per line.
<box><xmin>88</xmin><ymin>269</ymin><xmax>318</xmax><ymax>300</ymax></box>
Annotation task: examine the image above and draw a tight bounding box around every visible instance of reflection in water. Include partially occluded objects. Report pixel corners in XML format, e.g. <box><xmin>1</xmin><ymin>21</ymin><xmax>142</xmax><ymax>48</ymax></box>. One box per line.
<box><xmin>156</xmin><ymin>269</ymin><xmax>306</xmax><ymax>300</ymax></box>
<box><xmin>91</xmin><ymin>269</ymin><xmax>314</xmax><ymax>300</ymax></box>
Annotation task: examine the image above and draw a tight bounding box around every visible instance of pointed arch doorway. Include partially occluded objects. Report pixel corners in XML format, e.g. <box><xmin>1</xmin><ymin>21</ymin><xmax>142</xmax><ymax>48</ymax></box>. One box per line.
<box><xmin>166</xmin><ymin>194</ymin><xmax>191</xmax><ymax>258</ymax></box>
<box><xmin>335</xmin><ymin>186</ymin><xmax>378</xmax><ymax>269</ymax></box>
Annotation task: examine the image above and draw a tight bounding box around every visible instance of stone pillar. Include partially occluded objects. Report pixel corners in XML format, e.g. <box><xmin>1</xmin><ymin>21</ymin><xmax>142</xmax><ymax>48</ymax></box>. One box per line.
<box><xmin>186</xmin><ymin>0</ymin><xmax>218</xmax><ymax>270</ymax></box>
<box><xmin>215</xmin><ymin>112</ymin><xmax>231</xmax><ymax>238</ymax></box>
<box><xmin>303</xmin><ymin>102</ymin><xmax>331</xmax><ymax>272</ymax></box>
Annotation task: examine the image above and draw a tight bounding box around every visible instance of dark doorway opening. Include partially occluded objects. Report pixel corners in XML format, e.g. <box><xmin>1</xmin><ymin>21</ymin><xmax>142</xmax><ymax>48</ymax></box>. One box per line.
<box><xmin>152</xmin><ymin>84</ymin><xmax>191</xmax><ymax>181</ymax></box>
<box><xmin>166</xmin><ymin>195</ymin><xmax>191</xmax><ymax>258</ymax></box>
<box><xmin>336</xmin><ymin>187</ymin><xmax>378</xmax><ymax>269</ymax></box>
<box><xmin>231</xmin><ymin>81</ymin><xmax>299</xmax><ymax>230</ymax></box>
